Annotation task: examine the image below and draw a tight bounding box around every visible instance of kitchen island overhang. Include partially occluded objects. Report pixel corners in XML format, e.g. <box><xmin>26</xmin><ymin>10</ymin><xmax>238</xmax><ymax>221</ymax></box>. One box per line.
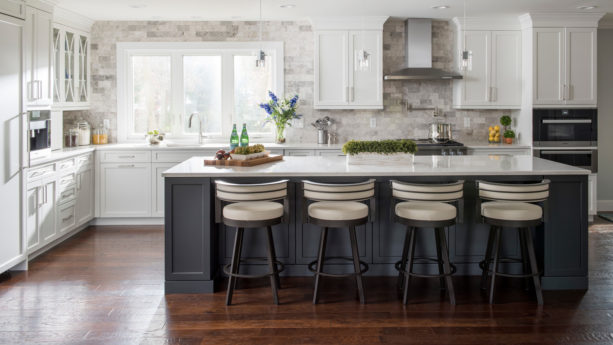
<box><xmin>163</xmin><ymin>155</ymin><xmax>590</xmax><ymax>294</ymax></box>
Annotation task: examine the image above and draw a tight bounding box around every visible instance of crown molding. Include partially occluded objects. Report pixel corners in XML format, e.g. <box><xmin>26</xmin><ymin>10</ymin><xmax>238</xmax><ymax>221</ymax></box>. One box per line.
<box><xmin>309</xmin><ymin>16</ymin><xmax>389</xmax><ymax>31</ymax></box>
<box><xmin>24</xmin><ymin>0</ymin><xmax>56</xmax><ymax>13</ymax></box>
<box><xmin>53</xmin><ymin>6</ymin><xmax>94</xmax><ymax>32</ymax></box>
<box><xmin>451</xmin><ymin>16</ymin><xmax>521</xmax><ymax>31</ymax></box>
<box><xmin>519</xmin><ymin>11</ymin><xmax>605</xmax><ymax>29</ymax></box>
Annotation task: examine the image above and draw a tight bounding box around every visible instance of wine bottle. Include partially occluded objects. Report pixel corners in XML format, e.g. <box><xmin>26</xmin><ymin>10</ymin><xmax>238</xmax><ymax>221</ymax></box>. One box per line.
<box><xmin>230</xmin><ymin>124</ymin><xmax>239</xmax><ymax>150</ymax></box>
<box><xmin>240</xmin><ymin>123</ymin><xmax>249</xmax><ymax>147</ymax></box>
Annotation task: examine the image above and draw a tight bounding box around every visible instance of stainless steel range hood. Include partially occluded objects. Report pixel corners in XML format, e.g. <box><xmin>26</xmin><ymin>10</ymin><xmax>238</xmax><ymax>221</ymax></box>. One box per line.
<box><xmin>384</xmin><ymin>19</ymin><xmax>462</xmax><ymax>81</ymax></box>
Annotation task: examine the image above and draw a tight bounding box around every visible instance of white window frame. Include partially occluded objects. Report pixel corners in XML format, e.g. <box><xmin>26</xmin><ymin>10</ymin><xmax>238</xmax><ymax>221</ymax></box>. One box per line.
<box><xmin>117</xmin><ymin>41</ymin><xmax>284</xmax><ymax>142</ymax></box>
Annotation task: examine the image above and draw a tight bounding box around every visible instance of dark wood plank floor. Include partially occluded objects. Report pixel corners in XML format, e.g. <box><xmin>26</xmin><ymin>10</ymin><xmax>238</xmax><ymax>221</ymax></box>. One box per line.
<box><xmin>1</xmin><ymin>224</ymin><xmax>613</xmax><ymax>345</ymax></box>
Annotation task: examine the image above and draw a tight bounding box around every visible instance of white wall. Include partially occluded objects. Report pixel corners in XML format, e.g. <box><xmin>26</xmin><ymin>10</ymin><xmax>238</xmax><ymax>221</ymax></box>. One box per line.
<box><xmin>598</xmin><ymin>29</ymin><xmax>613</xmax><ymax>211</ymax></box>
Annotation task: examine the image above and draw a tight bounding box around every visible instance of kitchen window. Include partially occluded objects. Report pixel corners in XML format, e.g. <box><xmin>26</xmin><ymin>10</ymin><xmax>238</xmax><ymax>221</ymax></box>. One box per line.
<box><xmin>116</xmin><ymin>42</ymin><xmax>284</xmax><ymax>142</ymax></box>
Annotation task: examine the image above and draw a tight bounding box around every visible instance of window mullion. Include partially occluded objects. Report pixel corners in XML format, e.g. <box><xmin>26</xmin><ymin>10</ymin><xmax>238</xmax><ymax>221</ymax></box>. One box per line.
<box><xmin>221</xmin><ymin>52</ymin><xmax>234</xmax><ymax>139</ymax></box>
<box><xmin>171</xmin><ymin>51</ymin><xmax>184</xmax><ymax>137</ymax></box>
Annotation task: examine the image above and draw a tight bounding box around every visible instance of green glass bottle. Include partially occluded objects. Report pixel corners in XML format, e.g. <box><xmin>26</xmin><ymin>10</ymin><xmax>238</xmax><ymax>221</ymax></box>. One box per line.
<box><xmin>230</xmin><ymin>124</ymin><xmax>239</xmax><ymax>150</ymax></box>
<box><xmin>240</xmin><ymin>123</ymin><xmax>249</xmax><ymax>147</ymax></box>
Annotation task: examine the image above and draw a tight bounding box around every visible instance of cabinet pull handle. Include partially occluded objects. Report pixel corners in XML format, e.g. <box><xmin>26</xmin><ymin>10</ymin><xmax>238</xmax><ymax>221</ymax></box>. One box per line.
<box><xmin>63</xmin><ymin>191</ymin><xmax>74</xmax><ymax>198</ymax></box>
<box><xmin>44</xmin><ymin>185</ymin><xmax>47</xmax><ymax>204</ymax></box>
<box><xmin>37</xmin><ymin>80</ymin><xmax>42</xmax><ymax>100</ymax></box>
<box><xmin>62</xmin><ymin>214</ymin><xmax>74</xmax><ymax>222</ymax></box>
<box><xmin>27</xmin><ymin>81</ymin><xmax>32</xmax><ymax>101</ymax></box>
<box><xmin>566</xmin><ymin>84</ymin><xmax>571</xmax><ymax>101</ymax></box>
<box><xmin>77</xmin><ymin>174</ymin><xmax>82</xmax><ymax>190</ymax></box>
<box><xmin>37</xmin><ymin>187</ymin><xmax>44</xmax><ymax>208</ymax></box>
<box><xmin>118</xmin><ymin>155</ymin><xmax>136</xmax><ymax>159</ymax></box>
<box><xmin>61</xmin><ymin>178</ymin><xmax>72</xmax><ymax>184</ymax></box>
<box><xmin>118</xmin><ymin>164</ymin><xmax>136</xmax><ymax>168</ymax></box>
<box><xmin>350</xmin><ymin>86</ymin><xmax>354</xmax><ymax>102</ymax></box>
<box><xmin>345</xmin><ymin>86</ymin><xmax>349</xmax><ymax>102</ymax></box>
<box><xmin>492</xmin><ymin>87</ymin><xmax>497</xmax><ymax>102</ymax></box>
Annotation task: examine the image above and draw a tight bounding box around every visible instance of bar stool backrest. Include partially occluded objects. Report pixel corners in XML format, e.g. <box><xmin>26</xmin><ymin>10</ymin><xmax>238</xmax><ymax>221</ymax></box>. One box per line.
<box><xmin>214</xmin><ymin>179</ymin><xmax>289</xmax><ymax>223</ymax></box>
<box><xmin>391</xmin><ymin>180</ymin><xmax>464</xmax><ymax>202</ymax></box>
<box><xmin>477</xmin><ymin>180</ymin><xmax>550</xmax><ymax>202</ymax></box>
<box><xmin>302</xmin><ymin>179</ymin><xmax>376</xmax><ymax>202</ymax></box>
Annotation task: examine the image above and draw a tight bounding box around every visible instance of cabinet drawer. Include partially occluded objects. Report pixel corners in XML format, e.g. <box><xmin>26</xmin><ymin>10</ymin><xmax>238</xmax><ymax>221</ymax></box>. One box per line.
<box><xmin>316</xmin><ymin>149</ymin><xmax>345</xmax><ymax>157</ymax></box>
<box><xmin>57</xmin><ymin>172</ymin><xmax>76</xmax><ymax>187</ymax></box>
<box><xmin>284</xmin><ymin>149</ymin><xmax>316</xmax><ymax>156</ymax></box>
<box><xmin>99</xmin><ymin>150</ymin><xmax>151</xmax><ymax>163</ymax></box>
<box><xmin>57</xmin><ymin>184</ymin><xmax>77</xmax><ymax>205</ymax></box>
<box><xmin>57</xmin><ymin>202</ymin><xmax>76</xmax><ymax>234</ymax></box>
<box><xmin>152</xmin><ymin>150</ymin><xmax>216</xmax><ymax>163</ymax></box>
<box><xmin>27</xmin><ymin>164</ymin><xmax>55</xmax><ymax>183</ymax></box>
<box><xmin>57</xmin><ymin>158</ymin><xmax>75</xmax><ymax>171</ymax></box>
<box><xmin>76</xmin><ymin>153</ymin><xmax>93</xmax><ymax>168</ymax></box>
<box><xmin>0</xmin><ymin>0</ymin><xmax>25</xmax><ymax>19</ymax></box>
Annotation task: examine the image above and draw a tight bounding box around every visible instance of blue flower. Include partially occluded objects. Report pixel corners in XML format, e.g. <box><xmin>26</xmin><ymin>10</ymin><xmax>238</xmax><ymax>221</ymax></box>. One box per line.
<box><xmin>289</xmin><ymin>95</ymin><xmax>299</xmax><ymax>108</ymax></box>
<box><xmin>259</xmin><ymin>103</ymin><xmax>273</xmax><ymax>115</ymax></box>
<box><xmin>268</xmin><ymin>91</ymin><xmax>278</xmax><ymax>105</ymax></box>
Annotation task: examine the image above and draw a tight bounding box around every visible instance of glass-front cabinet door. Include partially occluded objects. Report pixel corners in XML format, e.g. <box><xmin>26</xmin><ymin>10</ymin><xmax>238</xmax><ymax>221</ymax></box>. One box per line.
<box><xmin>52</xmin><ymin>24</ymin><xmax>90</xmax><ymax>109</ymax></box>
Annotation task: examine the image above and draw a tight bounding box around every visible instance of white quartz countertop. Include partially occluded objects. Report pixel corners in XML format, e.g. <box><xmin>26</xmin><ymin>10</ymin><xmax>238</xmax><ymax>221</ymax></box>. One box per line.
<box><xmin>162</xmin><ymin>155</ymin><xmax>589</xmax><ymax>178</ymax></box>
<box><xmin>93</xmin><ymin>142</ymin><xmax>345</xmax><ymax>151</ymax></box>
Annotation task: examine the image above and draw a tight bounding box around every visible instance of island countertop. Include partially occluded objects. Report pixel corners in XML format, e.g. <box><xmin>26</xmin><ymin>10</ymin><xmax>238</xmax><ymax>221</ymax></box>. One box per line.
<box><xmin>162</xmin><ymin>155</ymin><xmax>589</xmax><ymax>178</ymax></box>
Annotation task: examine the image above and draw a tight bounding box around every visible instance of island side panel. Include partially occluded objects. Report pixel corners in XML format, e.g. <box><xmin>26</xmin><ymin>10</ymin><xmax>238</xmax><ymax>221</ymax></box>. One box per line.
<box><xmin>165</xmin><ymin>177</ymin><xmax>216</xmax><ymax>293</ymax></box>
<box><xmin>542</xmin><ymin>175</ymin><xmax>589</xmax><ymax>289</ymax></box>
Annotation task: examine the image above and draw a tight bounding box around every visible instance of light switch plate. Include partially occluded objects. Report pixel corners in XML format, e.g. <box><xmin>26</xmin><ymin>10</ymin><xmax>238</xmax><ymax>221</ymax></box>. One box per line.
<box><xmin>370</xmin><ymin>117</ymin><xmax>376</xmax><ymax>128</ymax></box>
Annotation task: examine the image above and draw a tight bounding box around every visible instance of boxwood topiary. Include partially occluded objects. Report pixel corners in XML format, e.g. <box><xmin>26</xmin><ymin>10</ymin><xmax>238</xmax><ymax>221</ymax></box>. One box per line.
<box><xmin>342</xmin><ymin>139</ymin><xmax>418</xmax><ymax>155</ymax></box>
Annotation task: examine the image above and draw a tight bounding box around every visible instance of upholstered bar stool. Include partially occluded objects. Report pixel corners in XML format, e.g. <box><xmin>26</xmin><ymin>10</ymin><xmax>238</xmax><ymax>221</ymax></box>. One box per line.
<box><xmin>214</xmin><ymin>180</ymin><xmax>289</xmax><ymax>306</ymax></box>
<box><xmin>477</xmin><ymin>180</ymin><xmax>550</xmax><ymax>305</ymax></box>
<box><xmin>302</xmin><ymin>179</ymin><xmax>376</xmax><ymax>304</ymax></box>
<box><xmin>390</xmin><ymin>180</ymin><xmax>464</xmax><ymax>305</ymax></box>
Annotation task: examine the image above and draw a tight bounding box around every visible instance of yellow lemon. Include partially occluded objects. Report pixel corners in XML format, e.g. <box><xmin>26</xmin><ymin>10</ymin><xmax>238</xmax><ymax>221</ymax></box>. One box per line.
<box><xmin>494</xmin><ymin>125</ymin><xmax>500</xmax><ymax>131</ymax></box>
<box><xmin>488</xmin><ymin>126</ymin><xmax>493</xmax><ymax>131</ymax></box>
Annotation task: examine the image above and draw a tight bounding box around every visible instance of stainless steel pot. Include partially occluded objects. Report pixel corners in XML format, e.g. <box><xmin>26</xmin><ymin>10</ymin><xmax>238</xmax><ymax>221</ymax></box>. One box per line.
<box><xmin>430</xmin><ymin>123</ymin><xmax>452</xmax><ymax>143</ymax></box>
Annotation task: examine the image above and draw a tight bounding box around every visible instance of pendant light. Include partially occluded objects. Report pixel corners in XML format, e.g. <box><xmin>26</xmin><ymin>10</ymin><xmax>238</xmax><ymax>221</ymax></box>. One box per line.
<box><xmin>460</xmin><ymin>0</ymin><xmax>472</xmax><ymax>72</ymax></box>
<box><xmin>255</xmin><ymin>0</ymin><xmax>266</xmax><ymax>68</ymax></box>
<box><xmin>356</xmin><ymin>17</ymin><xmax>370</xmax><ymax>72</ymax></box>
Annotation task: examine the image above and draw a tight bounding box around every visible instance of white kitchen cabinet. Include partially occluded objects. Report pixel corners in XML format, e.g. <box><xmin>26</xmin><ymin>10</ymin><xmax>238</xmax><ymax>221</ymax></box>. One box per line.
<box><xmin>52</xmin><ymin>23</ymin><xmax>90</xmax><ymax>109</ymax></box>
<box><xmin>57</xmin><ymin>201</ymin><xmax>76</xmax><ymax>234</ymax></box>
<box><xmin>284</xmin><ymin>149</ymin><xmax>315</xmax><ymax>156</ymax></box>
<box><xmin>316</xmin><ymin>149</ymin><xmax>345</xmax><ymax>157</ymax></box>
<box><xmin>24</xmin><ymin>6</ymin><xmax>52</xmax><ymax>107</ymax></box>
<box><xmin>75</xmin><ymin>164</ymin><xmax>94</xmax><ymax>224</ymax></box>
<box><xmin>313</xmin><ymin>27</ymin><xmax>383</xmax><ymax>109</ymax></box>
<box><xmin>589</xmin><ymin>173</ymin><xmax>597</xmax><ymax>221</ymax></box>
<box><xmin>0</xmin><ymin>0</ymin><xmax>25</xmax><ymax>19</ymax></box>
<box><xmin>453</xmin><ymin>28</ymin><xmax>521</xmax><ymax>109</ymax></box>
<box><xmin>26</xmin><ymin>177</ymin><xmax>56</xmax><ymax>252</ymax></box>
<box><xmin>99</xmin><ymin>163</ymin><xmax>152</xmax><ymax>217</ymax></box>
<box><xmin>533</xmin><ymin>27</ymin><xmax>596</xmax><ymax>107</ymax></box>
<box><xmin>152</xmin><ymin>162</ymin><xmax>175</xmax><ymax>217</ymax></box>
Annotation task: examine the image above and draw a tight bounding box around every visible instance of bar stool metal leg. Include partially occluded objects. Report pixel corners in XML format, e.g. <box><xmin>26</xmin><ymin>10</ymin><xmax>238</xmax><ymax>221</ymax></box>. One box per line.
<box><xmin>266</xmin><ymin>226</ymin><xmax>281</xmax><ymax>290</ymax></box>
<box><xmin>518</xmin><ymin>228</ymin><xmax>531</xmax><ymax>291</ymax></box>
<box><xmin>437</xmin><ymin>227</ymin><xmax>456</xmax><ymax>305</ymax></box>
<box><xmin>349</xmin><ymin>226</ymin><xmax>366</xmax><ymax>304</ymax></box>
<box><xmin>480</xmin><ymin>226</ymin><xmax>495</xmax><ymax>290</ymax></box>
<box><xmin>489</xmin><ymin>227</ymin><xmax>502</xmax><ymax>304</ymax></box>
<box><xmin>265</xmin><ymin>227</ymin><xmax>280</xmax><ymax>305</ymax></box>
<box><xmin>398</xmin><ymin>226</ymin><xmax>412</xmax><ymax>291</ymax></box>
<box><xmin>226</xmin><ymin>227</ymin><xmax>244</xmax><ymax>306</ymax></box>
<box><xmin>402</xmin><ymin>228</ymin><xmax>417</xmax><ymax>305</ymax></box>
<box><xmin>313</xmin><ymin>227</ymin><xmax>328</xmax><ymax>304</ymax></box>
<box><xmin>523</xmin><ymin>228</ymin><xmax>544</xmax><ymax>305</ymax></box>
<box><xmin>434</xmin><ymin>228</ymin><xmax>446</xmax><ymax>290</ymax></box>
<box><xmin>233</xmin><ymin>228</ymin><xmax>244</xmax><ymax>291</ymax></box>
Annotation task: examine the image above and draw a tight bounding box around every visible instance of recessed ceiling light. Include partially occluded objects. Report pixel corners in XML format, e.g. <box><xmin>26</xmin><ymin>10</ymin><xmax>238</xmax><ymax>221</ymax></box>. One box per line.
<box><xmin>577</xmin><ymin>5</ymin><xmax>597</xmax><ymax>10</ymax></box>
<box><xmin>432</xmin><ymin>5</ymin><xmax>450</xmax><ymax>10</ymax></box>
<box><xmin>129</xmin><ymin>3</ymin><xmax>147</xmax><ymax>8</ymax></box>
<box><xmin>280</xmin><ymin>4</ymin><xmax>296</xmax><ymax>8</ymax></box>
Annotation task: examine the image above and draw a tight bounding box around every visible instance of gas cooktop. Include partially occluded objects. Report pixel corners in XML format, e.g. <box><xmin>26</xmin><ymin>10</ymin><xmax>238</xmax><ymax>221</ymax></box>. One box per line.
<box><xmin>403</xmin><ymin>139</ymin><xmax>465</xmax><ymax>147</ymax></box>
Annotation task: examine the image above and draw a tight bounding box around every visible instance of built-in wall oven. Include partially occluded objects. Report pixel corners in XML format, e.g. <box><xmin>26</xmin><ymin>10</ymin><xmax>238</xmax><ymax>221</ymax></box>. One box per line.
<box><xmin>533</xmin><ymin>108</ymin><xmax>597</xmax><ymax>173</ymax></box>
<box><xmin>28</xmin><ymin>110</ymin><xmax>51</xmax><ymax>161</ymax></box>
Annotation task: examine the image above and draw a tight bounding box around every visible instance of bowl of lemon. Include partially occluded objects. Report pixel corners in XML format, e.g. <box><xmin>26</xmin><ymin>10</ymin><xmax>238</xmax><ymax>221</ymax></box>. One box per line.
<box><xmin>488</xmin><ymin>125</ymin><xmax>501</xmax><ymax>143</ymax></box>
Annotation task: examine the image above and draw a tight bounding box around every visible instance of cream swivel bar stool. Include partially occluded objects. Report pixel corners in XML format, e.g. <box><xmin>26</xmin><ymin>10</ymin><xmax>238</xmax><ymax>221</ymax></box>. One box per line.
<box><xmin>390</xmin><ymin>180</ymin><xmax>464</xmax><ymax>305</ymax></box>
<box><xmin>477</xmin><ymin>180</ymin><xmax>550</xmax><ymax>305</ymax></box>
<box><xmin>214</xmin><ymin>180</ymin><xmax>289</xmax><ymax>306</ymax></box>
<box><xmin>302</xmin><ymin>179</ymin><xmax>376</xmax><ymax>304</ymax></box>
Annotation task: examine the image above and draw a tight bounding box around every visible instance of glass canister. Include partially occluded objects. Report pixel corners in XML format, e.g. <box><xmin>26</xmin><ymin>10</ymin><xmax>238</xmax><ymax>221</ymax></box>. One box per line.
<box><xmin>77</xmin><ymin>120</ymin><xmax>91</xmax><ymax>146</ymax></box>
<box><xmin>64</xmin><ymin>128</ymin><xmax>80</xmax><ymax>147</ymax></box>
<box><xmin>92</xmin><ymin>123</ymin><xmax>108</xmax><ymax>145</ymax></box>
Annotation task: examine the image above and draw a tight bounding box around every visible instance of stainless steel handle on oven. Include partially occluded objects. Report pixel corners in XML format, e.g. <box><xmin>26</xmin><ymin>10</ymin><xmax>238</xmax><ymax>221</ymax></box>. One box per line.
<box><xmin>540</xmin><ymin>150</ymin><xmax>593</xmax><ymax>155</ymax></box>
<box><xmin>542</xmin><ymin>119</ymin><xmax>592</xmax><ymax>124</ymax></box>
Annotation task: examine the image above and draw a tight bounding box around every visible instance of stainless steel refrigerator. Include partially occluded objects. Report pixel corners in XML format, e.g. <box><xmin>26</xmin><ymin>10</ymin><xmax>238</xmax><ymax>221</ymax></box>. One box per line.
<box><xmin>0</xmin><ymin>12</ymin><xmax>26</xmax><ymax>273</ymax></box>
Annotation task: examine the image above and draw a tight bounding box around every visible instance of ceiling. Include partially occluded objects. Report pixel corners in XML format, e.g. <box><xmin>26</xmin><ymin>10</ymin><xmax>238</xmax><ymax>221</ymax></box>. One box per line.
<box><xmin>55</xmin><ymin>0</ymin><xmax>613</xmax><ymax>24</ymax></box>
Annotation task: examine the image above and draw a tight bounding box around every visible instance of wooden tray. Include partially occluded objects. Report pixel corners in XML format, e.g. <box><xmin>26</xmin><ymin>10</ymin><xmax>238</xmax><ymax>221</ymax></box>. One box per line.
<box><xmin>204</xmin><ymin>154</ymin><xmax>283</xmax><ymax>167</ymax></box>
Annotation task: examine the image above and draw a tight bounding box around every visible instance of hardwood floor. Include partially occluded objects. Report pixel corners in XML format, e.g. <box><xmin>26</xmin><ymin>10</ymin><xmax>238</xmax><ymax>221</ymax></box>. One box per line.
<box><xmin>1</xmin><ymin>224</ymin><xmax>613</xmax><ymax>345</ymax></box>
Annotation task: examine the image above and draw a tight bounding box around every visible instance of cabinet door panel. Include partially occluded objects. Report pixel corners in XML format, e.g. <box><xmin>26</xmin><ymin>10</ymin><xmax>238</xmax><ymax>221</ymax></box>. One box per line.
<box><xmin>152</xmin><ymin>163</ymin><xmax>175</xmax><ymax>217</ymax></box>
<box><xmin>349</xmin><ymin>30</ymin><xmax>382</xmax><ymax>107</ymax></box>
<box><xmin>39</xmin><ymin>180</ymin><xmax>56</xmax><ymax>243</ymax></box>
<box><xmin>491</xmin><ymin>31</ymin><xmax>521</xmax><ymax>107</ymax></box>
<box><xmin>314</xmin><ymin>30</ymin><xmax>348</xmax><ymax>107</ymax></box>
<box><xmin>533</xmin><ymin>28</ymin><xmax>564</xmax><ymax>105</ymax></box>
<box><xmin>100</xmin><ymin>163</ymin><xmax>152</xmax><ymax>217</ymax></box>
<box><xmin>461</xmin><ymin>31</ymin><xmax>490</xmax><ymax>105</ymax></box>
<box><xmin>75</xmin><ymin>167</ymin><xmax>94</xmax><ymax>224</ymax></box>
<box><xmin>35</xmin><ymin>9</ymin><xmax>51</xmax><ymax>105</ymax></box>
<box><xmin>26</xmin><ymin>186</ymin><xmax>40</xmax><ymax>251</ymax></box>
<box><xmin>566</xmin><ymin>28</ymin><xmax>596</xmax><ymax>106</ymax></box>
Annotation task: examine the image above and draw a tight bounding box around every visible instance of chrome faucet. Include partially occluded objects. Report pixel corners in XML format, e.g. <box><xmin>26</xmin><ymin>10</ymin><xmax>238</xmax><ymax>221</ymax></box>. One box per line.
<box><xmin>188</xmin><ymin>112</ymin><xmax>202</xmax><ymax>144</ymax></box>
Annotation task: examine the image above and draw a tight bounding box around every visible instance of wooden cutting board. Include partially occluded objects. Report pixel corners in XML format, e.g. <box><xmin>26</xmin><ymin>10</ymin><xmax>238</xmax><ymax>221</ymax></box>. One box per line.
<box><xmin>204</xmin><ymin>154</ymin><xmax>284</xmax><ymax>167</ymax></box>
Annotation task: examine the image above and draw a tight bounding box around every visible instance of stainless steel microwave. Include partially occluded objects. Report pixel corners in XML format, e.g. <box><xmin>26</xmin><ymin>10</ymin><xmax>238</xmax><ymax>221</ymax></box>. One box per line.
<box><xmin>532</xmin><ymin>109</ymin><xmax>597</xmax><ymax>147</ymax></box>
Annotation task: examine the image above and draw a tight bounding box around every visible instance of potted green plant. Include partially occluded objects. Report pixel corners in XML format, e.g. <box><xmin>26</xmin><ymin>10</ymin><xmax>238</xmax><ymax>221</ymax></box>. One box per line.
<box><xmin>503</xmin><ymin>130</ymin><xmax>515</xmax><ymax>144</ymax></box>
<box><xmin>342</xmin><ymin>139</ymin><xmax>418</xmax><ymax>165</ymax></box>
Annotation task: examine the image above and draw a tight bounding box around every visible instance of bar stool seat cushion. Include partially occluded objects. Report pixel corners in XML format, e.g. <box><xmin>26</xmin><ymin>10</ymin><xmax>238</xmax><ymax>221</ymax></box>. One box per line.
<box><xmin>308</xmin><ymin>201</ymin><xmax>368</xmax><ymax>221</ymax></box>
<box><xmin>395</xmin><ymin>201</ymin><xmax>457</xmax><ymax>222</ymax></box>
<box><xmin>223</xmin><ymin>201</ymin><xmax>284</xmax><ymax>221</ymax></box>
<box><xmin>481</xmin><ymin>201</ymin><xmax>542</xmax><ymax>221</ymax></box>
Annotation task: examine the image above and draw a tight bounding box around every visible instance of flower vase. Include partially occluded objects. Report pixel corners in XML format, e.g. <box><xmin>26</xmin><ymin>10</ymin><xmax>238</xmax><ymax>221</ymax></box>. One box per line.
<box><xmin>275</xmin><ymin>125</ymin><xmax>286</xmax><ymax>144</ymax></box>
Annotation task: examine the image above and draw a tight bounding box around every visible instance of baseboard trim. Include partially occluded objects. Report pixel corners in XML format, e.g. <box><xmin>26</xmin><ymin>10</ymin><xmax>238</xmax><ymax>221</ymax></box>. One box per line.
<box><xmin>598</xmin><ymin>200</ymin><xmax>613</xmax><ymax>212</ymax></box>
<box><xmin>92</xmin><ymin>218</ymin><xmax>164</xmax><ymax>226</ymax></box>
<box><xmin>28</xmin><ymin>221</ymin><xmax>92</xmax><ymax>261</ymax></box>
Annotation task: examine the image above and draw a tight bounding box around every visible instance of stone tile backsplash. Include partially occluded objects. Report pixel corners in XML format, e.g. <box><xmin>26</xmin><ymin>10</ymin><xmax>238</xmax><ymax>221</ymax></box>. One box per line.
<box><xmin>73</xmin><ymin>18</ymin><xmax>513</xmax><ymax>144</ymax></box>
